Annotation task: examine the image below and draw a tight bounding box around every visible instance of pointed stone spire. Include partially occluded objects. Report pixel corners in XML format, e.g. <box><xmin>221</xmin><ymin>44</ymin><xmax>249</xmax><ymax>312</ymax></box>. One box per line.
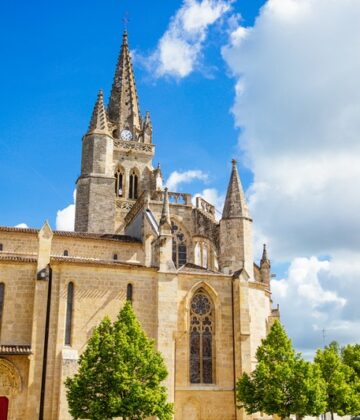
<box><xmin>108</xmin><ymin>31</ymin><xmax>141</xmax><ymax>136</ymax></box>
<box><xmin>260</xmin><ymin>244</ymin><xmax>270</xmax><ymax>268</ymax></box>
<box><xmin>88</xmin><ymin>90</ymin><xmax>110</xmax><ymax>135</ymax></box>
<box><xmin>222</xmin><ymin>159</ymin><xmax>250</xmax><ymax>219</ymax></box>
<box><xmin>159</xmin><ymin>188</ymin><xmax>171</xmax><ymax>232</ymax></box>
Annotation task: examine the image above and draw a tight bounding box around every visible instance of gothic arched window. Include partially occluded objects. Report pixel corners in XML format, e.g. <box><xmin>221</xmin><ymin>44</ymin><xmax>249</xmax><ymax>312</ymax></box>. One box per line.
<box><xmin>129</xmin><ymin>170</ymin><xmax>138</xmax><ymax>199</ymax></box>
<box><xmin>190</xmin><ymin>289</ymin><xmax>214</xmax><ymax>384</ymax></box>
<box><xmin>171</xmin><ymin>221</ymin><xmax>187</xmax><ymax>268</ymax></box>
<box><xmin>65</xmin><ymin>282</ymin><xmax>74</xmax><ymax>345</ymax></box>
<box><xmin>127</xmin><ymin>283</ymin><xmax>133</xmax><ymax>302</ymax></box>
<box><xmin>115</xmin><ymin>168</ymin><xmax>125</xmax><ymax>197</ymax></box>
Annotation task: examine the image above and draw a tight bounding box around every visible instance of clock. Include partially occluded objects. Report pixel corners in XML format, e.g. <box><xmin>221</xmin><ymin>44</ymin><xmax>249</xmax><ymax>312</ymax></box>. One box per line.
<box><xmin>120</xmin><ymin>129</ymin><xmax>133</xmax><ymax>141</ymax></box>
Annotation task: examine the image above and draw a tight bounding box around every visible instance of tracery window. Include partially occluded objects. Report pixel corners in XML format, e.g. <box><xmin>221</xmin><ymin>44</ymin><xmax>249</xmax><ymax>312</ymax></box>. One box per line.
<box><xmin>0</xmin><ymin>283</ymin><xmax>4</xmax><ymax>338</ymax></box>
<box><xmin>190</xmin><ymin>289</ymin><xmax>214</xmax><ymax>384</ymax></box>
<box><xmin>115</xmin><ymin>168</ymin><xmax>124</xmax><ymax>197</ymax></box>
<box><xmin>65</xmin><ymin>282</ymin><xmax>74</xmax><ymax>346</ymax></box>
<box><xmin>129</xmin><ymin>170</ymin><xmax>138</xmax><ymax>199</ymax></box>
<box><xmin>171</xmin><ymin>221</ymin><xmax>187</xmax><ymax>268</ymax></box>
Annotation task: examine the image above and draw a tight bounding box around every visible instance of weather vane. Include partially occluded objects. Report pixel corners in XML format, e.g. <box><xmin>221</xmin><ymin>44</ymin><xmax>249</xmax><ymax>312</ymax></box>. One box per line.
<box><xmin>123</xmin><ymin>12</ymin><xmax>130</xmax><ymax>30</ymax></box>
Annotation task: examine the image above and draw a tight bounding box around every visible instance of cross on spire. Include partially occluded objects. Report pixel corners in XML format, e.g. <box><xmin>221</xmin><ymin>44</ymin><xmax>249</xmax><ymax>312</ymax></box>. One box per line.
<box><xmin>123</xmin><ymin>12</ymin><xmax>129</xmax><ymax>31</ymax></box>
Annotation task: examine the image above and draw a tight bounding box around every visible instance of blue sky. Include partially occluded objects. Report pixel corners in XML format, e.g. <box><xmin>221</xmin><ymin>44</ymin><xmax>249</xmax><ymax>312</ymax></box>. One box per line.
<box><xmin>2</xmin><ymin>0</ymin><xmax>360</xmax><ymax>356</ymax></box>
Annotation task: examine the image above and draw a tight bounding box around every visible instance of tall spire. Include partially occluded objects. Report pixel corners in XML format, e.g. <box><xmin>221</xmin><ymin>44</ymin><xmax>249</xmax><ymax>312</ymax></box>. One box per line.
<box><xmin>222</xmin><ymin>159</ymin><xmax>250</xmax><ymax>219</ymax></box>
<box><xmin>108</xmin><ymin>31</ymin><xmax>142</xmax><ymax>136</ymax></box>
<box><xmin>88</xmin><ymin>90</ymin><xmax>110</xmax><ymax>135</ymax></box>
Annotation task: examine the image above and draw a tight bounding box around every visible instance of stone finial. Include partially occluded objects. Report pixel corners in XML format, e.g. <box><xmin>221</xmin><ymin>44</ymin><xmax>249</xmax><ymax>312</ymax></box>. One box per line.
<box><xmin>260</xmin><ymin>244</ymin><xmax>271</xmax><ymax>268</ymax></box>
<box><xmin>159</xmin><ymin>188</ymin><xmax>171</xmax><ymax>231</ymax></box>
<box><xmin>222</xmin><ymin>159</ymin><xmax>250</xmax><ymax>219</ymax></box>
<box><xmin>88</xmin><ymin>90</ymin><xmax>110</xmax><ymax>135</ymax></box>
<box><xmin>108</xmin><ymin>30</ymin><xmax>142</xmax><ymax>134</ymax></box>
<box><xmin>38</xmin><ymin>220</ymin><xmax>53</xmax><ymax>240</ymax></box>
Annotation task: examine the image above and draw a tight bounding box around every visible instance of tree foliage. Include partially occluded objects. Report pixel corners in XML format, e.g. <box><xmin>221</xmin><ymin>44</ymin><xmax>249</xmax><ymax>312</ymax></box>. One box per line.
<box><xmin>342</xmin><ymin>343</ymin><xmax>360</xmax><ymax>378</ymax></box>
<box><xmin>236</xmin><ymin>320</ymin><xmax>326</xmax><ymax>419</ymax></box>
<box><xmin>65</xmin><ymin>302</ymin><xmax>173</xmax><ymax>420</ymax></box>
<box><xmin>314</xmin><ymin>341</ymin><xmax>360</xmax><ymax>417</ymax></box>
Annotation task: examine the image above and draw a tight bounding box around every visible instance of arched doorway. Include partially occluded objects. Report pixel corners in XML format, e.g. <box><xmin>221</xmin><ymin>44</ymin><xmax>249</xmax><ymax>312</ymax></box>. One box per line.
<box><xmin>0</xmin><ymin>359</ymin><xmax>22</xmax><ymax>419</ymax></box>
<box><xmin>0</xmin><ymin>396</ymin><xmax>8</xmax><ymax>420</ymax></box>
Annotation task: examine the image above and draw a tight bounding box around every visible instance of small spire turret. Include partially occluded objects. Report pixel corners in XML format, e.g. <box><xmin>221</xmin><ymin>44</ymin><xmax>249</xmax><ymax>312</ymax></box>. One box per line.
<box><xmin>144</xmin><ymin>111</ymin><xmax>152</xmax><ymax>129</ymax></box>
<box><xmin>87</xmin><ymin>90</ymin><xmax>110</xmax><ymax>135</ymax></box>
<box><xmin>219</xmin><ymin>159</ymin><xmax>253</xmax><ymax>274</ymax></box>
<box><xmin>260</xmin><ymin>243</ymin><xmax>271</xmax><ymax>285</ymax></box>
<box><xmin>143</xmin><ymin>111</ymin><xmax>152</xmax><ymax>143</ymax></box>
<box><xmin>222</xmin><ymin>159</ymin><xmax>250</xmax><ymax>219</ymax></box>
<box><xmin>260</xmin><ymin>244</ymin><xmax>270</xmax><ymax>268</ymax></box>
<box><xmin>159</xmin><ymin>188</ymin><xmax>171</xmax><ymax>232</ymax></box>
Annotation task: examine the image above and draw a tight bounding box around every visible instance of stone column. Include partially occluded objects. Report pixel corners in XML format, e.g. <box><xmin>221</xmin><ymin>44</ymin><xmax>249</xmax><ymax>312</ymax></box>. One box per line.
<box><xmin>25</xmin><ymin>221</ymin><xmax>53</xmax><ymax>419</ymax></box>
<box><xmin>157</xmin><ymin>272</ymin><xmax>178</xmax><ymax>417</ymax></box>
<box><xmin>232</xmin><ymin>271</ymin><xmax>252</xmax><ymax>420</ymax></box>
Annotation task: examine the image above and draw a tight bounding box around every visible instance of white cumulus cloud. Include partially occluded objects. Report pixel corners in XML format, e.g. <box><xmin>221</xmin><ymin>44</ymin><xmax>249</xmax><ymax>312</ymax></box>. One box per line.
<box><xmin>15</xmin><ymin>223</ymin><xmax>29</xmax><ymax>228</ymax></box>
<box><xmin>271</xmin><ymin>255</ymin><xmax>360</xmax><ymax>357</ymax></box>
<box><xmin>223</xmin><ymin>0</ymin><xmax>360</xmax><ymax>352</ymax></box>
<box><xmin>166</xmin><ymin>169</ymin><xmax>208</xmax><ymax>191</ymax></box>
<box><xmin>56</xmin><ymin>190</ymin><xmax>76</xmax><ymax>231</ymax></box>
<box><xmin>150</xmin><ymin>0</ymin><xmax>232</xmax><ymax>78</ymax></box>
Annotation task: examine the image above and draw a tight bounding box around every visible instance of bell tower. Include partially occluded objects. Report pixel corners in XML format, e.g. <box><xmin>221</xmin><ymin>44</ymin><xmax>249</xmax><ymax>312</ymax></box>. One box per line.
<box><xmin>75</xmin><ymin>31</ymin><xmax>156</xmax><ymax>234</ymax></box>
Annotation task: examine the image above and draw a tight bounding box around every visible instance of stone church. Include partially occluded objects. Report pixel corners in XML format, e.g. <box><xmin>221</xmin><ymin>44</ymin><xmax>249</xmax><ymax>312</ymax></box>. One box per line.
<box><xmin>0</xmin><ymin>31</ymin><xmax>279</xmax><ymax>419</ymax></box>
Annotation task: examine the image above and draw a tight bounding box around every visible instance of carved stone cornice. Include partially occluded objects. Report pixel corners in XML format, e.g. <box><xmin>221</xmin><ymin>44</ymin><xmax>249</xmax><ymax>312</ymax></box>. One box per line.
<box><xmin>114</xmin><ymin>139</ymin><xmax>154</xmax><ymax>156</ymax></box>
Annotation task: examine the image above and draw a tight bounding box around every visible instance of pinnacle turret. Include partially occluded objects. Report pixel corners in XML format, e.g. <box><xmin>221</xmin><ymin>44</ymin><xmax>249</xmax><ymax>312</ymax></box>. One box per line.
<box><xmin>143</xmin><ymin>111</ymin><xmax>152</xmax><ymax>129</ymax></box>
<box><xmin>159</xmin><ymin>188</ymin><xmax>171</xmax><ymax>232</ymax></box>
<box><xmin>222</xmin><ymin>159</ymin><xmax>250</xmax><ymax>219</ymax></box>
<box><xmin>260</xmin><ymin>244</ymin><xmax>270</xmax><ymax>268</ymax></box>
<box><xmin>108</xmin><ymin>30</ymin><xmax>141</xmax><ymax>137</ymax></box>
<box><xmin>87</xmin><ymin>90</ymin><xmax>110</xmax><ymax>135</ymax></box>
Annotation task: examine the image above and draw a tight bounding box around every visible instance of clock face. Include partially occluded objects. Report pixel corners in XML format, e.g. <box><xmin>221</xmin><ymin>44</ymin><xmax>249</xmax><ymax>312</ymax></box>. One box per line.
<box><xmin>120</xmin><ymin>129</ymin><xmax>133</xmax><ymax>141</ymax></box>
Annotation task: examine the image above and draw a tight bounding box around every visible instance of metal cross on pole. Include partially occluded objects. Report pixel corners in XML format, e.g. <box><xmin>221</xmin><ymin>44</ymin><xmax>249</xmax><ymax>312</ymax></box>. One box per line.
<box><xmin>123</xmin><ymin>12</ymin><xmax>130</xmax><ymax>30</ymax></box>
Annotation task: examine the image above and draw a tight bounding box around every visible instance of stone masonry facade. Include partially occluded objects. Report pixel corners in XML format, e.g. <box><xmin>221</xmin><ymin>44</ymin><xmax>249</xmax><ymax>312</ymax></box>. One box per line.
<box><xmin>0</xmin><ymin>30</ymin><xmax>279</xmax><ymax>420</ymax></box>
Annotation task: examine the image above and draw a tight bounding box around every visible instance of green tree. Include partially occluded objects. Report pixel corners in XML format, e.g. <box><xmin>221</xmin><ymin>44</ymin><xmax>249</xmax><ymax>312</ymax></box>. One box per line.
<box><xmin>342</xmin><ymin>343</ymin><xmax>360</xmax><ymax>378</ymax></box>
<box><xmin>236</xmin><ymin>320</ymin><xmax>326</xmax><ymax>419</ymax></box>
<box><xmin>315</xmin><ymin>341</ymin><xmax>360</xmax><ymax>419</ymax></box>
<box><xmin>65</xmin><ymin>302</ymin><xmax>173</xmax><ymax>420</ymax></box>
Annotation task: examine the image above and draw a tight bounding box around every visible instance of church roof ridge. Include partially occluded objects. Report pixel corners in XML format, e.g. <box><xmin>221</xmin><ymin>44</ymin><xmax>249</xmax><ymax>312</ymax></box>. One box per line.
<box><xmin>0</xmin><ymin>226</ymin><xmax>141</xmax><ymax>243</ymax></box>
